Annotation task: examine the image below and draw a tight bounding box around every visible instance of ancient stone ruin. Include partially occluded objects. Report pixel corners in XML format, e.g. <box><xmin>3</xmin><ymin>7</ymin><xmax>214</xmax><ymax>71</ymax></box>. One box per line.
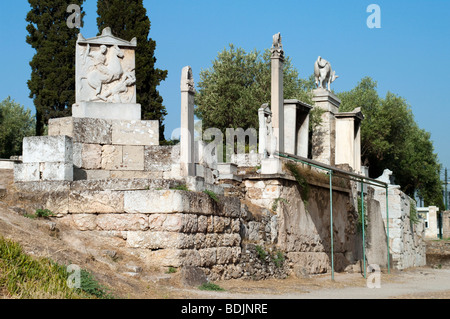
<box><xmin>5</xmin><ymin>29</ymin><xmax>427</xmax><ymax>281</ymax></box>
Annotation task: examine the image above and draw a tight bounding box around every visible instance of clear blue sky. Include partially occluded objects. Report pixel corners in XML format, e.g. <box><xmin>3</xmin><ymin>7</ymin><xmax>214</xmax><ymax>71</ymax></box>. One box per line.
<box><xmin>1</xmin><ymin>1</ymin><xmax>449</xmax><ymax>179</ymax></box>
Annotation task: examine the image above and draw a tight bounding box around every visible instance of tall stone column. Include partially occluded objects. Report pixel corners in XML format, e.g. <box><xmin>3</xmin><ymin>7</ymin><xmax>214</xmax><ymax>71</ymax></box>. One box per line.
<box><xmin>180</xmin><ymin>66</ymin><xmax>195</xmax><ymax>177</ymax></box>
<box><xmin>311</xmin><ymin>88</ymin><xmax>341</xmax><ymax>166</ymax></box>
<box><xmin>261</xmin><ymin>33</ymin><xmax>284</xmax><ymax>175</ymax></box>
<box><xmin>271</xmin><ymin>33</ymin><xmax>284</xmax><ymax>154</ymax></box>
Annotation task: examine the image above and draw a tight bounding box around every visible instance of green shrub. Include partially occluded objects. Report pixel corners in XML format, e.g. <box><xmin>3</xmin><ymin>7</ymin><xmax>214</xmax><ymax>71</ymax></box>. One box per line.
<box><xmin>170</xmin><ymin>184</ymin><xmax>190</xmax><ymax>191</ymax></box>
<box><xmin>271</xmin><ymin>250</ymin><xmax>285</xmax><ymax>268</ymax></box>
<box><xmin>198</xmin><ymin>282</ymin><xmax>225</xmax><ymax>291</ymax></box>
<box><xmin>204</xmin><ymin>190</ymin><xmax>219</xmax><ymax>203</ymax></box>
<box><xmin>255</xmin><ymin>245</ymin><xmax>268</xmax><ymax>261</ymax></box>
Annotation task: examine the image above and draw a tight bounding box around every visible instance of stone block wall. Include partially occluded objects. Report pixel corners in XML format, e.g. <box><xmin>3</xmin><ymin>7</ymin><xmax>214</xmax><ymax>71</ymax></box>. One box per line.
<box><xmin>46</xmin><ymin>117</ymin><xmax>183</xmax><ymax>181</ymax></box>
<box><xmin>240</xmin><ymin>174</ymin><xmax>362</xmax><ymax>276</ymax></box>
<box><xmin>15</xmin><ymin>136</ymin><xmax>74</xmax><ymax>182</ymax></box>
<box><xmin>373</xmin><ymin>187</ymin><xmax>426</xmax><ymax>270</ymax></box>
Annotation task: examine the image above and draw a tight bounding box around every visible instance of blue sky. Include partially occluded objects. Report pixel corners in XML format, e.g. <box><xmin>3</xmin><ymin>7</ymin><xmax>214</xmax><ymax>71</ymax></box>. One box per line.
<box><xmin>0</xmin><ymin>0</ymin><xmax>449</xmax><ymax>179</ymax></box>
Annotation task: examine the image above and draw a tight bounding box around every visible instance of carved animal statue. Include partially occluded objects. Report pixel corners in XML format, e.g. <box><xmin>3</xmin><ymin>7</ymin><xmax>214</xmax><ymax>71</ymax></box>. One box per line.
<box><xmin>272</xmin><ymin>32</ymin><xmax>282</xmax><ymax>50</ymax></box>
<box><xmin>80</xmin><ymin>44</ymin><xmax>125</xmax><ymax>101</ymax></box>
<box><xmin>376</xmin><ymin>169</ymin><xmax>393</xmax><ymax>185</ymax></box>
<box><xmin>314</xmin><ymin>56</ymin><xmax>339</xmax><ymax>91</ymax></box>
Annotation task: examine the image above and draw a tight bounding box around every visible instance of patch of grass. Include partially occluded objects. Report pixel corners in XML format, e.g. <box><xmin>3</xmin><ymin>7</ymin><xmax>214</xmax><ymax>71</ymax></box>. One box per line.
<box><xmin>0</xmin><ymin>237</ymin><xmax>113</xmax><ymax>299</ymax></box>
<box><xmin>255</xmin><ymin>245</ymin><xmax>268</xmax><ymax>261</ymax></box>
<box><xmin>166</xmin><ymin>267</ymin><xmax>177</xmax><ymax>274</ymax></box>
<box><xmin>170</xmin><ymin>184</ymin><xmax>190</xmax><ymax>191</ymax></box>
<box><xmin>198</xmin><ymin>282</ymin><xmax>225</xmax><ymax>291</ymax></box>
<box><xmin>77</xmin><ymin>269</ymin><xmax>114</xmax><ymax>299</ymax></box>
<box><xmin>271</xmin><ymin>250</ymin><xmax>285</xmax><ymax>268</ymax></box>
<box><xmin>271</xmin><ymin>197</ymin><xmax>289</xmax><ymax>212</ymax></box>
<box><xmin>203</xmin><ymin>190</ymin><xmax>219</xmax><ymax>203</ymax></box>
<box><xmin>25</xmin><ymin>209</ymin><xmax>55</xmax><ymax>219</ymax></box>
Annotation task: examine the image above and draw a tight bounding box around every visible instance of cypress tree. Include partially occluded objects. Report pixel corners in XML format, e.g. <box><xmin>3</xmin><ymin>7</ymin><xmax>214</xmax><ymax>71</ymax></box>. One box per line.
<box><xmin>26</xmin><ymin>0</ymin><xmax>85</xmax><ymax>136</ymax></box>
<box><xmin>96</xmin><ymin>0</ymin><xmax>168</xmax><ymax>140</ymax></box>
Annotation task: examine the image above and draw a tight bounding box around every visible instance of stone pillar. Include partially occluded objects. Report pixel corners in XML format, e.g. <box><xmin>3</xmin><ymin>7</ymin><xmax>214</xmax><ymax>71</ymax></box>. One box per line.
<box><xmin>180</xmin><ymin>66</ymin><xmax>195</xmax><ymax>177</ymax></box>
<box><xmin>443</xmin><ymin>211</ymin><xmax>450</xmax><ymax>239</ymax></box>
<box><xmin>284</xmin><ymin>99</ymin><xmax>312</xmax><ymax>158</ymax></box>
<box><xmin>425</xmin><ymin>206</ymin><xmax>440</xmax><ymax>239</ymax></box>
<box><xmin>311</xmin><ymin>88</ymin><xmax>341</xmax><ymax>166</ymax></box>
<box><xmin>271</xmin><ymin>33</ymin><xmax>284</xmax><ymax>154</ymax></box>
<box><xmin>258</xmin><ymin>104</ymin><xmax>270</xmax><ymax>156</ymax></box>
<box><xmin>335</xmin><ymin>107</ymin><xmax>364</xmax><ymax>172</ymax></box>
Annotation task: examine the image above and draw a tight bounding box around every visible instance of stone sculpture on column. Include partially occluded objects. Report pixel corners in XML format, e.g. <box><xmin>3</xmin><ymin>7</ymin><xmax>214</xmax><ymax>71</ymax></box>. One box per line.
<box><xmin>314</xmin><ymin>56</ymin><xmax>339</xmax><ymax>91</ymax></box>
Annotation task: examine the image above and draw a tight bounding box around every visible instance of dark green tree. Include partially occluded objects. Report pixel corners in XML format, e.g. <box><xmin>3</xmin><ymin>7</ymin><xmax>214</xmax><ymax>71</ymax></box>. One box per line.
<box><xmin>96</xmin><ymin>0</ymin><xmax>168</xmax><ymax>140</ymax></box>
<box><xmin>0</xmin><ymin>98</ymin><xmax>36</xmax><ymax>158</ymax></box>
<box><xmin>26</xmin><ymin>0</ymin><xmax>85</xmax><ymax>136</ymax></box>
<box><xmin>338</xmin><ymin>77</ymin><xmax>444</xmax><ymax>209</ymax></box>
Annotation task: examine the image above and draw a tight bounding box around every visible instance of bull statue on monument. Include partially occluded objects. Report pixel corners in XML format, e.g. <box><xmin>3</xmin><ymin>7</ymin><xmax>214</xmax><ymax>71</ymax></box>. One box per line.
<box><xmin>314</xmin><ymin>56</ymin><xmax>339</xmax><ymax>91</ymax></box>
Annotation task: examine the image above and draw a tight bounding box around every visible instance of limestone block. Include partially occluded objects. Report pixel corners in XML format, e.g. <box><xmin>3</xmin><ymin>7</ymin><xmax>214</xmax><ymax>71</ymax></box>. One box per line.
<box><xmin>217</xmin><ymin>163</ymin><xmax>238</xmax><ymax>175</ymax></box>
<box><xmin>101</xmin><ymin>145</ymin><xmax>123</xmax><ymax>170</ymax></box>
<box><xmin>163</xmin><ymin>164</ymin><xmax>183</xmax><ymax>180</ymax></box>
<box><xmin>44</xmin><ymin>192</ymin><xmax>70</xmax><ymax>215</ymax></box>
<box><xmin>72</xmin><ymin>214</ymin><xmax>98</xmax><ymax>231</ymax></box>
<box><xmin>220</xmin><ymin>233</ymin><xmax>241</xmax><ymax>247</ymax></box>
<box><xmin>96</xmin><ymin>214</ymin><xmax>149</xmax><ymax>231</ymax></box>
<box><xmin>14</xmin><ymin>180</ymin><xmax>71</xmax><ymax>193</ymax></box>
<box><xmin>48</xmin><ymin>117</ymin><xmax>112</xmax><ymax>145</ymax></box>
<box><xmin>213</xmin><ymin>216</ymin><xmax>226</xmax><ymax>233</ymax></box>
<box><xmin>261</xmin><ymin>158</ymin><xmax>282</xmax><ymax>175</ymax></box>
<box><xmin>126</xmin><ymin>231</ymin><xmax>194</xmax><ymax>249</ymax></box>
<box><xmin>179</xmin><ymin>249</ymin><xmax>202</xmax><ymax>267</ymax></box>
<box><xmin>81</xmin><ymin>144</ymin><xmax>102</xmax><ymax>169</ymax></box>
<box><xmin>262</xmin><ymin>184</ymin><xmax>282</xmax><ymax>199</ymax></box>
<box><xmin>69</xmin><ymin>190</ymin><xmax>124</xmax><ymax>213</ymax></box>
<box><xmin>197</xmin><ymin>215</ymin><xmax>208</xmax><ymax>233</ymax></box>
<box><xmin>23</xmin><ymin>136</ymin><xmax>73</xmax><ymax>164</ymax></box>
<box><xmin>287</xmin><ymin>252</ymin><xmax>330</xmax><ymax>274</ymax></box>
<box><xmin>124</xmin><ymin>190</ymin><xmax>213</xmax><ymax>214</ymax></box>
<box><xmin>198</xmin><ymin>248</ymin><xmax>217</xmax><ymax>267</ymax></box>
<box><xmin>144</xmin><ymin>146</ymin><xmax>176</xmax><ymax>171</ymax></box>
<box><xmin>193</xmin><ymin>233</ymin><xmax>206</xmax><ymax>249</ymax></box>
<box><xmin>216</xmin><ymin>247</ymin><xmax>240</xmax><ymax>264</ymax></box>
<box><xmin>122</xmin><ymin>146</ymin><xmax>144</xmax><ymax>170</ymax></box>
<box><xmin>48</xmin><ymin>117</ymin><xmax>74</xmax><ymax>137</ymax></box>
<box><xmin>205</xmin><ymin>233</ymin><xmax>218</xmax><ymax>247</ymax></box>
<box><xmin>148</xmin><ymin>214</ymin><xmax>193</xmax><ymax>232</ymax></box>
<box><xmin>101</xmin><ymin>145</ymin><xmax>144</xmax><ymax>171</ymax></box>
<box><xmin>112</xmin><ymin>120</ymin><xmax>159</xmax><ymax>146</ymax></box>
<box><xmin>40</xmin><ymin>162</ymin><xmax>73</xmax><ymax>181</ymax></box>
<box><xmin>144</xmin><ymin>249</ymin><xmax>184</xmax><ymax>267</ymax></box>
<box><xmin>14</xmin><ymin>163</ymin><xmax>40</xmax><ymax>182</ymax></box>
<box><xmin>221</xmin><ymin>197</ymin><xmax>242</xmax><ymax>218</ymax></box>
<box><xmin>110</xmin><ymin>170</ymin><xmax>163</xmax><ymax>179</ymax></box>
<box><xmin>74</xmin><ymin>168</ymin><xmax>112</xmax><ymax>181</ymax></box>
<box><xmin>73</xmin><ymin>143</ymin><xmax>83</xmax><ymax>168</ymax></box>
<box><xmin>72</xmin><ymin>102</ymin><xmax>141</xmax><ymax>121</ymax></box>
